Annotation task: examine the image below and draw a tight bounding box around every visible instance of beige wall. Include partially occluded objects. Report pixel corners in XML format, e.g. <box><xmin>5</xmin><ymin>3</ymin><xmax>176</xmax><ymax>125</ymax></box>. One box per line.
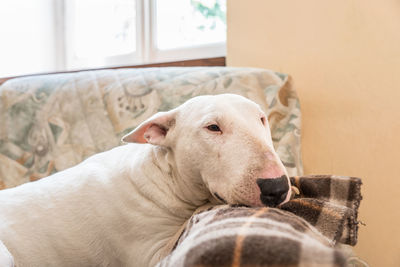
<box><xmin>227</xmin><ymin>0</ymin><xmax>400</xmax><ymax>266</ymax></box>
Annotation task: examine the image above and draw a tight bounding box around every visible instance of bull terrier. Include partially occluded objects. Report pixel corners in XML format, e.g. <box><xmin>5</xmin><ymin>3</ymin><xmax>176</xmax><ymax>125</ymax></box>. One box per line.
<box><xmin>0</xmin><ymin>94</ymin><xmax>291</xmax><ymax>267</ymax></box>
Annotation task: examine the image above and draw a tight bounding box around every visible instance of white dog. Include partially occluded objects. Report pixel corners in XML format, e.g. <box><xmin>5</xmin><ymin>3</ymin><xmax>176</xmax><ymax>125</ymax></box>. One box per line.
<box><xmin>0</xmin><ymin>94</ymin><xmax>291</xmax><ymax>267</ymax></box>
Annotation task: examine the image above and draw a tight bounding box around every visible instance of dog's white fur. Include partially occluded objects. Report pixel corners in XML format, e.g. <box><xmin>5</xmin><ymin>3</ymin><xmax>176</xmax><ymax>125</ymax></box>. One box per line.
<box><xmin>0</xmin><ymin>94</ymin><xmax>290</xmax><ymax>267</ymax></box>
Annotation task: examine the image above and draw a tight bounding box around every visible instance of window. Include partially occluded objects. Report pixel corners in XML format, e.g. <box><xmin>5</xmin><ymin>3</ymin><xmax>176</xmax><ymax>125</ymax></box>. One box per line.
<box><xmin>0</xmin><ymin>0</ymin><xmax>56</xmax><ymax>77</ymax></box>
<box><xmin>154</xmin><ymin>0</ymin><xmax>226</xmax><ymax>61</ymax></box>
<box><xmin>65</xmin><ymin>0</ymin><xmax>138</xmax><ymax>69</ymax></box>
<box><xmin>0</xmin><ymin>0</ymin><xmax>226</xmax><ymax>77</ymax></box>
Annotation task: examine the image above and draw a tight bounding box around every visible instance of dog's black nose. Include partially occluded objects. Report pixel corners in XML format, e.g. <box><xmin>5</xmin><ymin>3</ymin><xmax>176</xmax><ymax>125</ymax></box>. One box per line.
<box><xmin>257</xmin><ymin>175</ymin><xmax>289</xmax><ymax>207</ymax></box>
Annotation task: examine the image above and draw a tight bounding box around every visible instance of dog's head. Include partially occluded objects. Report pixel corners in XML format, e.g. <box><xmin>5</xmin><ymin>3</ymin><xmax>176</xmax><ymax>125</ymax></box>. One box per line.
<box><xmin>122</xmin><ymin>94</ymin><xmax>291</xmax><ymax>207</ymax></box>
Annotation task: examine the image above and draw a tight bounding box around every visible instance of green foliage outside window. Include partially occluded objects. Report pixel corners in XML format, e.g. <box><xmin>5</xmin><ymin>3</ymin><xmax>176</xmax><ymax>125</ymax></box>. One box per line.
<box><xmin>191</xmin><ymin>0</ymin><xmax>226</xmax><ymax>30</ymax></box>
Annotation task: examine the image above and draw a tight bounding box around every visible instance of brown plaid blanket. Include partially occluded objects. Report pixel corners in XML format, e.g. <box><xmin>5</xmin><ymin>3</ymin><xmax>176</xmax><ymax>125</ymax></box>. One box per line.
<box><xmin>157</xmin><ymin>175</ymin><xmax>363</xmax><ymax>267</ymax></box>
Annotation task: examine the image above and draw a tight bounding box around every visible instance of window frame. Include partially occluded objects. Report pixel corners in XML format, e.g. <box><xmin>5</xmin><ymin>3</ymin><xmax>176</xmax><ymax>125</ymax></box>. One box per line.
<box><xmin>62</xmin><ymin>0</ymin><xmax>226</xmax><ymax>70</ymax></box>
<box><xmin>146</xmin><ymin>0</ymin><xmax>226</xmax><ymax>63</ymax></box>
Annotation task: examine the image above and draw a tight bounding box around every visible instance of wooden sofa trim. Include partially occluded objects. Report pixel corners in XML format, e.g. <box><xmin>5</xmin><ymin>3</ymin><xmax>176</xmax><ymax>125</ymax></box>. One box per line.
<box><xmin>0</xmin><ymin>57</ymin><xmax>226</xmax><ymax>86</ymax></box>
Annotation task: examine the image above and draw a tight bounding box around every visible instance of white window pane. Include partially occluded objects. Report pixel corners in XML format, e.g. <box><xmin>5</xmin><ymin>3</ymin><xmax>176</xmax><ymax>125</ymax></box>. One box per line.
<box><xmin>0</xmin><ymin>0</ymin><xmax>56</xmax><ymax>77</ymax></box>
<box><xmin>69</xmin><ymin>0</ymin><xmax>136</xmax><ymax>59</ymax></box>
<box><xmin>156</xmin><ymin>0</ymin><xmax>226</xmax><ymax>50</ymax></box>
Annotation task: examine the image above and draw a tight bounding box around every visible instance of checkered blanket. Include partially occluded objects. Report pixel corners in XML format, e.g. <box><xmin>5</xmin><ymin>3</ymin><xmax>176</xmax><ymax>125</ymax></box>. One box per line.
<box><xmin>157</xmin><ymin>175</ymin><xmax>363</xmax><ymax>267</ymax></box>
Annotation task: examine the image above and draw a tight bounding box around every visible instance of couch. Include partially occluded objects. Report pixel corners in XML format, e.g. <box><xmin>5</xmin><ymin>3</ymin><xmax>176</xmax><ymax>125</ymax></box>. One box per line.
<box><xmin>0</xmin><ymin>67</ymin><xmax>363</xmax><ymax>266</ymax></box>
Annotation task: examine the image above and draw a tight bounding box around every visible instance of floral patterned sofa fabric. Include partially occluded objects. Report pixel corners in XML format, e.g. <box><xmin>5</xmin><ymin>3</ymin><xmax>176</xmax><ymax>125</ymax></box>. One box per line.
<box><xmin>0</xmin><ymin>67</ymin><xmax>302</xmax><ymax>189</ymax></box>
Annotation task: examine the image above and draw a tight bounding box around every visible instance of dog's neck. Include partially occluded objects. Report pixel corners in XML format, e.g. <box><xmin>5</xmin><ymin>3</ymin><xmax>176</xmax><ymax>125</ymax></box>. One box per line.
<box><xmin>134</xmin><ymin>144</ymin><xmax>211</xmax><ymax>219</ymax></box>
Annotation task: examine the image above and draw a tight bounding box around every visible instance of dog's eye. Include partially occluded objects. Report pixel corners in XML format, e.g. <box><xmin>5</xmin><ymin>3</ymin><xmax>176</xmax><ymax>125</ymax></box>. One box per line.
<box><xmin>260</xmin><ymin>117</ymin><xmax>266</xmax><ymax>125</ymax></box>
<box><xmin>207</xmin><ymin>124</ymin><xmax>221</xmax><ymax>132</ymax></box>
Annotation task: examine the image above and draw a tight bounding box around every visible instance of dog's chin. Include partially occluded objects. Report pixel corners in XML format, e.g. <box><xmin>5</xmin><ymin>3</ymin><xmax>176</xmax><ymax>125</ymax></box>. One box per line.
<box><xmin>209</xmin><ymin>190</ymin><xmax>265</xmax><ymax>208</ymax></box>
<box><xmin>245</xmin><ymin>197</ymin><xmax>264</xmax><ymax>207</ymax></box>
<box><xmin>210</xmin><ymin>191</ymin><xmax>247</xmax><ymax>207</ymax></box>
<box><xmin>226</xmin><ymin>195</ymin><xmax>264</xmax><ymax>207</ymax></box>
<box><xmin>232</xmin><ymin>191</ymin><xmax>264</xmax><ymax>207</ymax></box>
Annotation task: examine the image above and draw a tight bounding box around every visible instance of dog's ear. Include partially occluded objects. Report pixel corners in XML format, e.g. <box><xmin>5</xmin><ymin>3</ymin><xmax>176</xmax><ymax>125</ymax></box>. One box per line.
<box><xmin>121</xmin><ymin>111</ymin><xmax>176</xmax><ymax>146</ymax></box>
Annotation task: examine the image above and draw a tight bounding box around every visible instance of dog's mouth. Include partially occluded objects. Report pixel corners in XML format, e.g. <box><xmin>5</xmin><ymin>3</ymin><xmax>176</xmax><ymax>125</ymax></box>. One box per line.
<box><xmin>212</xmin><ymin>192</ymin><xmax>252</xmax><ymax>207</ymax></box>
<box><xmin>213</xmin><ymin>192</ymin><xmax>227</xmax><ymax>204</ymax></box>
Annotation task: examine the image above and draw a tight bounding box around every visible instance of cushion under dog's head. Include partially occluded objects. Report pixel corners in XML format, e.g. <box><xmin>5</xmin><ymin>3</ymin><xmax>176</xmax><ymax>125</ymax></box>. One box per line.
<box><xmin>122</xmin><ymin>94</ymin><xmax>291</xmax><ymax>207</ymax></box>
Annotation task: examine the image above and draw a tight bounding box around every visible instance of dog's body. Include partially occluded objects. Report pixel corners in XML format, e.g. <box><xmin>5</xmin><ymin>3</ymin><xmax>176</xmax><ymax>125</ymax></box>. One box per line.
<box><xmin>0</xmin><ymin>94</ymin><xmax>291</xmax><ymax>267</ymax></box>
<box><xmin>0</xmin><ymin>144</ymin><xmax>199</xmax><ymax>266</ymax></box>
